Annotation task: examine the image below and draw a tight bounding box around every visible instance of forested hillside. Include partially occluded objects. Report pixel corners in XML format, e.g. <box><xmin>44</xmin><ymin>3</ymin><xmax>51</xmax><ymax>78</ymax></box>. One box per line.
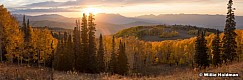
<box><xmin>0</xmin><ymin>5</ymin><xmax>57</xmax><ymax>67</ymax></box>
<box><xmin>115</xmin><ymin>25</ymin><xmax>219</xmax><ymax>41</ymax></box>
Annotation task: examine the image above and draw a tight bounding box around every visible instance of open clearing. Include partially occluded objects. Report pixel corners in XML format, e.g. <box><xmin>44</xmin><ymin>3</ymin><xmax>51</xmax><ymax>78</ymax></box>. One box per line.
<box><xmin>0</xmin><ymin>61</ymin><xmax>242</xmax><ymax>80</ymax></box>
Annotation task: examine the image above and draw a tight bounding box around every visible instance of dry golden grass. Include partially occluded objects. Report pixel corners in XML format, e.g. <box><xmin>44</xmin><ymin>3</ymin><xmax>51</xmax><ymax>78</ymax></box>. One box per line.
<box><xmin>0</xmin><ymin>61</ymin><xmax>242</xmax><ymax>80</ymax></box>
<box><xmin>160</xmin><ymin>62</ymin><xmax>243</xmax><ymax>80</ymax></box>
<box><xmin>0</xmin><ymin>63</ymin><xmax>52</xmax><ymax>80</ymax></box>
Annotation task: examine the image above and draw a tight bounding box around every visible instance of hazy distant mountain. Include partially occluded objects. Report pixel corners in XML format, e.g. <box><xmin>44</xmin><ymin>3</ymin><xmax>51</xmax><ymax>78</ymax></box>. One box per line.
<box><xmin>122</xmin><ymin>21</ymin><xmax>158</xmax><ymax>27</ymax></box>
<box><xmin>13</xmin><ymin>13</ymin><xmax>154</xmax><ymax>25</ymax></box>
<box><xmin>95</xmin><ymin>13</ymin><xmax>155</xmax><ymax>24</ymax></box>
<box><xmin>96</xmin><ymin>13</ymin><xmax>136</xmax><ymax>24</ymax></box>
<box><xmin>136</xmin><ymin>14</ymin><xmax>243</xmax><ymax>30</ymax></box>
<box><xmin>13</xmin><ymin>14</ymin><xmax>156</xmax><ymax>35</ymax></box>
<box><xmin>13</xmin><ymin>14</ymin><xmax>76</xmax><ymax>23</ymax></box>
<box><xmin>13</xmin><ymin>13</ymin><xmax>243</xmax><ymax>35</ymax></box>
<box><xmin>29</xmin><ymin>20</ymin><xmax>75</xmax><ymax>29</ymax></box>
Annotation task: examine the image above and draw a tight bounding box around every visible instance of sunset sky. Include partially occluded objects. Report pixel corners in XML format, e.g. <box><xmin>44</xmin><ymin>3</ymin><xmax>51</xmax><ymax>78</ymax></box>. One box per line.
<box><xmin>1</xmin><ymin>0</ymin><xmax>243</xmax><ymax>17</ymax></box>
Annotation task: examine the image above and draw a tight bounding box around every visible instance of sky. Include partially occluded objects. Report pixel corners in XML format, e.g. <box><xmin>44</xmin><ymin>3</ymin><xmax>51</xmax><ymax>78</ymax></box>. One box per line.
<box><xmin>1</xmin><ymin>0</ymin><xmax>243</xmax><ymax>17</ymax></box>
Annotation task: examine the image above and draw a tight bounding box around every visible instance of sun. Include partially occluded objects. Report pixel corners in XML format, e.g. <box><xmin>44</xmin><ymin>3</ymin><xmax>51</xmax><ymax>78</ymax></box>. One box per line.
<box><xmin>82</xmin><ymin>8</ymin><xmax>102</xmax><ymax>15</ymax></box>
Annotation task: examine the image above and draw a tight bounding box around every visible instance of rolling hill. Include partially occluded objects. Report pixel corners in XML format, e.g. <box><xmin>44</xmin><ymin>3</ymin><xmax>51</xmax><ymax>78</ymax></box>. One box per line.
<box><xmin>114</xmin><ymin>25</ymin><xmax>219</xmax><ymax>41</ymax></box>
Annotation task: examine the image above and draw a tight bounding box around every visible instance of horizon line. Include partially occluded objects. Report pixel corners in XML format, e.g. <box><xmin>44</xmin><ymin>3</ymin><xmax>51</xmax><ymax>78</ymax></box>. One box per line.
<box><xmin>11</xmin><ymin>13</ymin><xmax>243</xmax><ymax>18</ymax></box>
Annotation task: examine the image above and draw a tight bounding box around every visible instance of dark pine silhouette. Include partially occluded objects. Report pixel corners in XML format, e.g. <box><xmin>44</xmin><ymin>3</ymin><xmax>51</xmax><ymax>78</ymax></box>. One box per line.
<box><xmin>109</xmin><ymin>36</ymin><xmax>117</xmax><ymax>74</ymax></box>
<box><xmin>117</xmin><ymin>40</ymin><xmax>129</xmax><ymax>75</ymax></box>
<box><xmin>73</xmin><ymin>20</ymin><xmax>81</xmax><ymax>71</ymax></box>
<box><xmin>81</xmin><ymin>13</ymin><xmax>89</xmax><ymax>72</ymax></box>
<box><xmin>222</xmin><ymin>0</ymin><xmax>237</xmax><ymax>63</ymax></box>
<box><xmin>212</xmin><ymin>30</ymin><xmax>222</xmax><ymax>67</ymax></box>
<box><xmin>88</xmin><ymin>13</ymin><xmax>98</xmax><ymax>73</ymax></box>
<box><xmin>194</xmin><ymin>30</ymin><xmax>210</xmax><ymax>69</ymax></box>
<box><xmin>97</xmin><ymin>34</ymin><xmax>105</xmax><ymax>72</ymax></box>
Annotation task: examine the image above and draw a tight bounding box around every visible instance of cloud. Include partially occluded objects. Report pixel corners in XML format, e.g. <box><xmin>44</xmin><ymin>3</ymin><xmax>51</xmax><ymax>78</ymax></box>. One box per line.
<box><xmin>11</xmin><ymin>8</ymin><xmax>77</xmax><ymax>13</ymax></box>
<box><xmin>24</xmin><ymin>0</ymin><xmax>219</xmax><ymax>7</ymax></box>
<box><xmin>7</xmin><ymin>0</ymin><xmax>227</xmax><ymax>14</ymax></box>
<box><xmin>24</xmin><ymin>0</ymin><xmax>94</xmax><ymax>7</ymax></box>
<box><xmin>24</xmin><ymin>1</ymin><xmax>63</xmax><ymax>7</ymax></box>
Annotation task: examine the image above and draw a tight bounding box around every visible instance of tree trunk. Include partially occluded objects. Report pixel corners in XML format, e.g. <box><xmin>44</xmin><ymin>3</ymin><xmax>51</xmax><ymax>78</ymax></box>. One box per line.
<box><xmin>38</xmin><ymin>50</ymin><xmax>40</xmax><ymax>67</ymax></box>
<box><xmin>191</xmin><ymin>60</ymin><xmax>194</xmax><ymax>68</ymax></box>
<box><xmin>0</xmin><ymin>45</ymin><xmax>2</xmax><ymax>63</ymax></box>
<box><xmin>44</xmin><ymin>52</ymin><xmax>46</xmax><ymax>67</ymax></box>
<box><xmin>0</xmin><ymin>39</ymin><xmax>2</xmax><ymax>63</ymax></box>
<box><xmin>18</xmin><ymin>56</ymin><xmax>20</xmax><ymax>65</ymax></box>
<box><xmin>21</xmin><ymin>57</ymin><xmax>22</xmax><ymax>65</ymax></box>
<box><xmin>238</xmin><ymin>56</ymin><xmax>240</xmax><ymax>62</ymax></box>
<box><xmin>51</xmin><ymin>43</ymin><xmax>55</xmax><ymax>80</ymax></box>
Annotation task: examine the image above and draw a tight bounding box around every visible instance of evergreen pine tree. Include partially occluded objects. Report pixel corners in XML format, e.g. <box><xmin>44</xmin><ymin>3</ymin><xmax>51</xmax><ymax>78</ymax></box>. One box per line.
<box><xmin>22</xmin><ymin>15</ymin><xmax>27</xmax><ymax>36</ymax></box>
<box><xmin>74</xmin><ymin>19</ymin><xmax>82</xmax><ymax>71</ymax></box>
<box><xmin>0</xmin><ymin>6</ymin><xmax>3</xmax><ymax>62</ymax></box>
<box><xmin>194</xmin><ymin>30</ymin><xmax>210</xmax><ymax>69</ymax></box>
<box><xmin>23</xmin><ymin>18</ymin><xmax>34</xmax><ymax>64</ymax></box>
<box><xmin>57</xmin><ymin>33</ymin><xmax>73</xmax><ymax>71</ymax></box>
<box><xmin>117</xmin><ymin>40</ymin><xmax>129</xmax><ymax>75</ymax></box>
<box><xmin>133</xmin><ymin>52</ymin><xmax>139</xmax><ymax>73</ymax></box>
<box><xmin>97</xmin><ymin>34</ymin><xmax>105</xmax><ymax>72</ymax></box>
<box><xmin>87</xmin><ymin>13</ymin><xmax>98</xmax><ymax>73</ymax></box>
<box><xmin>222</xmin><ymin>0</ymin><xmax>237</xmax><ymax>63</ymax></box>
<box><xmin>54</xmin><ymin>32</ymin><xmax>63</xmax><ymax>70</ymax></box>
<box><xmin>0</xmin><ymin>36</ymin><xmax>2</xmax><ymax>62</ymax></box>
<box><xmin>54</xmin><ymin>37</ymin><xmax>64</xmax><ymax>70</ymax></box>
<box><xmin>212</xmin><ymin>30</ymin><xmax>222</xmax><ymax>67</ymax></box>
<box><xmin>81</xmin><ymin>13</ymin><xmax>89</xmax><ymax>72</ymax></box>
<box><xmin>63</xmin><ymin>32</ymin><xmax>68</xmax><ymax>43</ymax></box>
<box><xmin>109</xmin><ymin>36</ymin><xmax>117</xmax><ymax>73</ymax></box>
<box><xmin>67</xmin><ymin>34</ymin><xmax>74</xmax><ymax>70</ymax></box>
<box><xmin>26</xmin><ymin>19</ymin><xmax>33</xmax><ymax>40</ymax></box>
<box><xmin>194</xmin><ymin>30</ymin><xmax>201</xmax><ymax>68</ymax></box>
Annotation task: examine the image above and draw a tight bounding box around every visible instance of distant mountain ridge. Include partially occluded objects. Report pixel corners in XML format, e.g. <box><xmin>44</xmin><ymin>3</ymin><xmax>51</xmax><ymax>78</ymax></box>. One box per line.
<box><xmin>12</xmin><ymin>13</ymin><xmax>243</xmax><ymax>35</ymax></box>
<box><xmin>13</xmin><ymin>14</ymin><xmax>76</xmax><ymax>23</ymax></box>
<box><xmin>136</xmin><ymin>14</ymin><xmax>243</xmax><ymax>30</ymax></box>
